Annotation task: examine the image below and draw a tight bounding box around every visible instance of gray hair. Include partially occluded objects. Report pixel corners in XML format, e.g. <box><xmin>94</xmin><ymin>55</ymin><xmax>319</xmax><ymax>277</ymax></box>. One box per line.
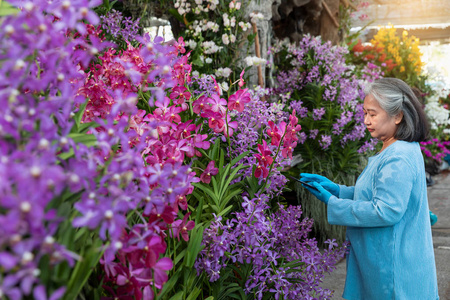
<box><xmin>364</xmin><ymin>78</ymin><xmax>429</xmax><ymax>142</ymax></box>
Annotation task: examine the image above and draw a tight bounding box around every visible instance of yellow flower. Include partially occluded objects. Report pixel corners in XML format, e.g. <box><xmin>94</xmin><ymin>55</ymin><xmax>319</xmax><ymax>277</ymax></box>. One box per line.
<box><xmin>367</xmin><ymin>25</ymin><xmax>425</xmax><ymax>79</ymax></box>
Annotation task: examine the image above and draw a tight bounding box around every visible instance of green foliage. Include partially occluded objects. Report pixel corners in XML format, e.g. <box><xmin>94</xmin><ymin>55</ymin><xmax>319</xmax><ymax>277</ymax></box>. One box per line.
<box><xmin>0</xmin><ymin>0</ymin><xmax>18</xmax><ymax>16</ymax></box>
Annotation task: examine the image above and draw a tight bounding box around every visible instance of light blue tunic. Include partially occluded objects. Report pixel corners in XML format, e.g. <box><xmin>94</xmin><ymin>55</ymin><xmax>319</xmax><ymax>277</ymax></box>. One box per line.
<box><xmin>327</xmin><ymin>141</ymin><xmax>439</xmax><ymax>300</ymax></box>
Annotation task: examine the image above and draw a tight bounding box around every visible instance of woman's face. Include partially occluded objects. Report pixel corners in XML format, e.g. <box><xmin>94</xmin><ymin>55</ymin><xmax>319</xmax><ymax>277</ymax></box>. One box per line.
<box><xmin>363</xmin><ymin>94</ymin><xmax>402</xmax><ymax>143</ymax></box>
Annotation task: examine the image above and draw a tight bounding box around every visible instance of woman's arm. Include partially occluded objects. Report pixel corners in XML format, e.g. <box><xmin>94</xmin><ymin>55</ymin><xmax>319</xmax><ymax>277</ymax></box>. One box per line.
<box><xmin>338</xmin><ymin>185</ymin><xmax>355</xmax><ymax>199</ymax></box>
<box><xmin>327</xmin><ymin>155</ymin><xmax>415</xmax><ymax>227</ymax></box>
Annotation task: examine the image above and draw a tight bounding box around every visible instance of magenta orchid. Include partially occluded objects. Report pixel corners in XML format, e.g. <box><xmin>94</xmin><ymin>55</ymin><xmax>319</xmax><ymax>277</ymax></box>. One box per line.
<box><xmin>228</xmin><ymin>89</ymin><xmax>252</xmax><ymax>112</ymax></box>
<box><xmin>171</xmin><ymin>212</ymin><xmax>195</xmax><ymax>242</ymax></box>
<box><xmin>200</xmin><ymin>161</ymin><xmax>219</xmax><ymax>184</ymax></box>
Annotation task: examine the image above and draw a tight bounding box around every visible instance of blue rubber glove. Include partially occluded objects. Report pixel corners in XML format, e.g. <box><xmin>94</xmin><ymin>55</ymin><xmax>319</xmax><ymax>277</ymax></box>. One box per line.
<box><xmin>429</xmin><ymin>210</ymin><xmax>438</xmax><ymax>226</ymax></box>
<box><xmin>300</xmin><ymin>173</ymin><xmax>340</xmax><ymax>197</ymax></box>
<box><xmin>303</xmin><ymin>181</ymin><xmax>333</xmax><ymax>204</ymax></box>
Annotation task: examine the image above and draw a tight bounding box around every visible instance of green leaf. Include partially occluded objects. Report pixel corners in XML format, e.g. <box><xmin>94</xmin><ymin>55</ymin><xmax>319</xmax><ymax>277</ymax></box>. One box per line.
<box><xmin>0</xmin><ymin>1</ymin><xmax>18</xmax><ymax>16</ymax></box>
<box><xmin>63</xmin><ymin>240</ymin><xmax>103</xmax><ymax>300</ymax></box>
<box><xmin>184</xmin><ymin>225</ymin><xmax>204</xmax><ymax>268</ymax></box>
<box><xmin>168</xmin><ymin>8</ymin><xmax>184</xmax><ymax>23</ymax></box>
<box><xmin>174</xmin><ymin>248</ymin><xmax>187</xmax><ymax>266</ymax></box>
<box><xmin>219</xmin><ymin>165</ymin><xmax>246</xmax><ymax>199</ymax></box>
<box><xmin>218</xmin><ymin>164</ymin><xmax>232</xmax><ymax>195</ymax></box>
<box><xmin>192</xmin><ymin>57</ymin><xmax>204</xmax><ymax>67</ymax></box>
<box><xmin>78</xmin><ymin>121</ymin><xmax>101</xmax><ymax>134</ymax></box>
<box><xmin>211</xmin><ymin>176</ymin><xmax>220</xmax><ymax>198</ymax></box>
<box><xmin>192</xmin><ymin>183</ymin><xmax>219</xmax><ymax>206</ymax></box>
<box><xmin>219</xmin><ymin>286</ymin><xmax>244</xmax><ymax>300</ymax></box>
<box><xmin>194</xmin><ymin>195</ymin><xmax>204</xmax><ymax>225</ymax></box>
<box><xmin>230</xmin><ymin>151</ymin><xmax>250</xmax><ymax>166</ymax></box>
<box><xmin>58</xmin><ymin>150</ymin><xmax>75</xmax><ymax>160</ymax></box>
<box><xmin>185</xmin><ymin>286</ymin><xmax>202</xmax><ymax>300</ymax></box>
<box><xmin>210</xmin><ymin>138</ymin><xmax>220</xmax><ymax>161</ymax></box>
<box><xmin>217</xmin><ymin>205</ymin><xmax>234</xmax><ymax>217</ymax></box>
<box><xmin>70</xmin><ymin>99</ymin><xmax>89</xmax><ymax>133</ymax></box>
<box><xmin>282</xmin><ymin>259</ymin><xmax>305</xmax><ymax>269</ymax></box>
<box><xmin>247</xmin><ymin>32</ymin><xmax>257</xmax><ymax>44</ymax></box>
<box><xmin>68</xmin><ymin>133</ymin><xmax>98</xmax><ymax>147</ymax></box>
<box><xmin>157</xmin><ymin>271</ymin><xmax>181</xmax><ymax>299</ymax></box>
<box><xmin>219</xmin><ymin>189</ymin><xmax>241</xmax><ymax>212</ymax></box>
<box><xmin>218</xmin><ymin>149</ymin><xmax>225</xmax><ymax>171</ymax></box>
<box><xmin>168</xmin><ymin>291</ymin><xmax>184</xmax><ymax>300</ymax></box>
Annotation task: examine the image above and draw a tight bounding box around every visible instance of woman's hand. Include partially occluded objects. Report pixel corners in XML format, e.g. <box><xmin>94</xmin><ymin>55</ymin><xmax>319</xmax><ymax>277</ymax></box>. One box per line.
<box><xmin>300</xmin><ymin>173</ymin><xmax>340</xmax><ymax>197</ymax></box>
<box><xmin>303</xmin><ymin>182</ymin><xmax>333</xmax><ymax>204</ymax></box>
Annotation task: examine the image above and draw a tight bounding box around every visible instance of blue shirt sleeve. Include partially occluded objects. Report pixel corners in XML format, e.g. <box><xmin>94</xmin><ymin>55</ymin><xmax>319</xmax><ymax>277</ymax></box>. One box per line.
<box><xmin>338</xmin><ymin>185</ymin><xmax>355</xmax><ymax>199</ymax></box>
<box><xmin>327</xmin><ymin>155</ymin><xmax>415</xmax><ymax>227</ymax></box>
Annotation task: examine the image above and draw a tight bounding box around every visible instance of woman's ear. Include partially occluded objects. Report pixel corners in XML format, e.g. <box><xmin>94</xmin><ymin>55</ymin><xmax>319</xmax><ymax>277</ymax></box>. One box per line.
<box><xmin>394</xmin><ymin>111</ymin><xmax>404</xmax><ymax>125</ymax></box>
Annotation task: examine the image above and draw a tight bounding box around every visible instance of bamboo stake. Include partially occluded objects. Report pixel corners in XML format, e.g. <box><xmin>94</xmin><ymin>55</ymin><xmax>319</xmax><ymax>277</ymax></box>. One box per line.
<box><xmin>322</xmin><ymin>1</ymin><xmax>340</xmax><ymax>28</ymax></box>
<box><xmin>340</xmin><ymin>0</ymin><xmax>358</xmax><ymax>11</ymax></box>
<box><xmin>252</xmin><ymin>22</ymin><xmax>264</xmax><ymax>88</ymax></box>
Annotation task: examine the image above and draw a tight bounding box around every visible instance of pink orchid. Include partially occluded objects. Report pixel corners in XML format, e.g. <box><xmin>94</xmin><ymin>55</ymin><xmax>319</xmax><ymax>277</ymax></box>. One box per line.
<box><xmin>154</xmin><ymin>96</ymin><xmax>171</xmax><ymax>116</ymax></box>
<box><xmin>200</xmin><ymin>161</ymin><xmax>219</xmax><ymax>184</ymax></box>
<box><xmin>213</xmin><ymin>114</ymin><xmax>238</xmax><ymax>137</ymax></box>
<box><xmin>169</xmin><ymin>86</ymin><xmax>191</xmax><ymax>104</ymax></box>
<box><xmin>254</xmin><ymin>164</ymin><xmax>269</xmax><ymax>178</ymax></box>
<box><xmin>172</xmin><ymin>212</ymin><xmax>195</xmax><ymax>242</ymax></box>
<box><xmin>175</xmin><ymin>194</ymin><xmax>188</xmax><ymax>211</ymax></box>
<box><xmin>285</xmin><ymin>110</ymin><xmax>302</xmax><ymax>141</ymax></box>
<box><xmin>191</xmin><ymin>133</ymin><xmax>210</xmax><ymax>150</ymax></box>
<box><xmin>210</xmin><ymin>75</ymin><xmax>222</xmax><ymax>95</ymax></box>
<box><xmin>164</xmin><ymin>105</ymin><xmax>183</xmax><ymax>124</ymax></box>
<box><xmin>173</xmin><ymin>55</ymin><xmax>191</xmax><ymax>73</ymax></box>
<box><xmin>228</xmin><ymin>88</ymin><xmax>251</xmax><ymax>112</ymax></box>
<box><xmin>239</xmin><ymin>69</ymin><xmax>245</xmax><ymax>87</ymax></box>
<box><xmin>207</xmin><ymin>94</ymin><xmax>227</xmax><ymax>115</ymax></box>
<box><xmin>281</xmin><ymin>140</ymin><xmax>297</xmax><ymax>159</ymax></box>
<box><xmin>175</xmin><ymin>121</ymin><xmax>197</xmax><ymax>139</ymax></box>
<box><xmin>175</xmin><ymin>36</ymin><xmax>186</xmax><ymax>54</ymax></box>
<box><xmin>255</xmin><ymin>153</ymin><xmax>274</xmax><ymax>167</ymax></box>
<box><xmin>150</xmin><ymin>257</ymin><xmax>173</xmax><ymax>288</ymax></box>
<box><xmin>202</xmin><ymin>110</ymin><xmax>225</xmax><ymax>131</ymax></box>
<box><xmin>192</xmin><ymin>95</ymin><xmax>210</xmax><ymax>114</ymax></box>
<box><xmin>267</xmin><ymin>121</ymin><xmax>282</xmax><ymax>146</ymax></box>
<box><xmin>257</xmin><ymin>140</ymin><xmax>272</xmax><ymax>156</ymax></box>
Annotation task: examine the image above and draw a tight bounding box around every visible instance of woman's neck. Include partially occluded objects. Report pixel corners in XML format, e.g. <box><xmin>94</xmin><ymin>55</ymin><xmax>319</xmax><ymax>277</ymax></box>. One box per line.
<box><xmin>380</xmin><ymin>136</ymin><xmax>398</xmax><ymax>152</ymax></box>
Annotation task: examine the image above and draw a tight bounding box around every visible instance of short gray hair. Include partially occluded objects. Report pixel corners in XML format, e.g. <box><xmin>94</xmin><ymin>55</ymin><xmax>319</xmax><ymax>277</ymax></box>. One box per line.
<box><xmin>364</xmin><ymin>78</ymin><xmax>429</xmax><ymax>142</ymax></box>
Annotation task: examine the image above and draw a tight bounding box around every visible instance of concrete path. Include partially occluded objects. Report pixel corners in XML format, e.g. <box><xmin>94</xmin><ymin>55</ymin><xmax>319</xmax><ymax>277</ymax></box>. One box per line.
<box><xmin>321</xmin><ymin>170</ymin><xmax>450</xmax><ymax>299</ymax></box>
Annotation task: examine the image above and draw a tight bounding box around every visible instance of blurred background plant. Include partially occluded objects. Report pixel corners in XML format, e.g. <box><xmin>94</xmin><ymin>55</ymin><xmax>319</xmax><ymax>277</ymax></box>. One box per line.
<box><xmin>420</xmin><ymin>139</ymin><xmax>450</xmax><ymax>164</ymax></box>
<box><xmin>164</xmin><ymin>0</ymin><xmax>257</xmax><ymax>94</ymax></box>
<box><xmin>347</xmin><ymin>25</ymin><xmax>430</xmax><ymax>94</ymax></box>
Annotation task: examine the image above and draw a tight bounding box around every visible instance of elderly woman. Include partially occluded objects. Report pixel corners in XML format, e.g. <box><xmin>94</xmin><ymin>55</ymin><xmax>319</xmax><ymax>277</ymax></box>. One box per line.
<box><xmin>301</xmin><ymin>78</ymin><xmax>439</xmax><ymax>299</ymax></box>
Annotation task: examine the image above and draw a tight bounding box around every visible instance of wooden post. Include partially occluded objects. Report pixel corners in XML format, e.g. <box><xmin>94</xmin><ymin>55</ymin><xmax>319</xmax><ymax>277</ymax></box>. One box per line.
<box><xmin>323</xmin><ymin>1</ymin><xmax>340</xmax><ymax>28</ymax></box>
<box><xmin>320</xmin><ymin>0</ymin><xmax>340</xmax><ymax>45</ymax></box>
<box><xmin>340</xmin><ymin>0</ymin><xmax>357</xmax><ymax>11</ymax></box>
<box><xmin>252</xmin><ymin>22</ymin><xmax>264</xmax><ymax>88</ymax></box>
